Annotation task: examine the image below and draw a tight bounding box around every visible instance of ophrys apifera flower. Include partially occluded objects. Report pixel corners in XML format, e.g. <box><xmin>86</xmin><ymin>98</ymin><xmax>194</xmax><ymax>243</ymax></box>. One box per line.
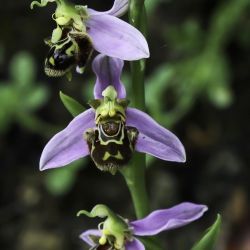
<box><xmin>78</xmin><ymin>203</ymin><xmax>208</xmax><ymax>250</ymax></box>
<box><xmin>39</xmin><ymin>55</ymin><xmax>185</xmax><ymax>174</ymax></box>
<box><xmin>30</xmin><ymin>0</ymin><xmax>149</xmax><ymax>77</ymax></box>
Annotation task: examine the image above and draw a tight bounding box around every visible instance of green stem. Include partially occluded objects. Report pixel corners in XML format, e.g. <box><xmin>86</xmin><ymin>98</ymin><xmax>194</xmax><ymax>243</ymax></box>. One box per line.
<box><xmin>121</xmin><ymin>2</ymin><xmax>163</xmax><ymax>249</ymax></box>
<box><xmin>121</xmin><ymin>153</ymin><xmax>149</xmax><ymax>218</ymax></box>
<box><xmin>120</xmin><ymin>0</ymin><xmax>149</xmax><ymax>220</ymax></box>
<box><xmin>206</xmin><ymin>0</ymin><xmax>249</xmax><ymax>51</ymax></box>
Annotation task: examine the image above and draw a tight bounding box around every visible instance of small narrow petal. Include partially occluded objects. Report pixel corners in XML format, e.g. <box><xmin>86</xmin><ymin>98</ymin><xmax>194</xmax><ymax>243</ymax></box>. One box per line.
<box><xmin>80</xmin><ymin>229</ymin><xmax>101</xmax><ymax>247</ymax></box>
<box><xmin>40</xmin><ymin>109</ymin><xmax>95</xmax><ymax>170</ymax></box>
<box><xmin>126</xmin><ymin>108</ymin><xmax>186</xmax><ymax>162</ymax></box>
<box><xmin>93</xmin><ymin>54</ymin><xmax>126</xmax><ymax>99</ymax></box>
<box><xmin>105</xmin><ymin>0</ymin><xmax>128</xmax><ymax>17</ymax></box>
<box><xmin>130</xmin><ymin>203</ymin><xmax>208</xmax><ymax>236</ymax></box>
<box><xmin>126</xmin><ymin>238</ymin><xmax>145</xmax><ymax>250</ymax></box>
<box><xmin>88</xmin><ymin>0</ymin><xmax>128</xmax><ymax>17</ymax></box>
<box><xmin>86</xmin><ymin>14</ymin><xmax>149</xmax><ymax>60</ymax></box>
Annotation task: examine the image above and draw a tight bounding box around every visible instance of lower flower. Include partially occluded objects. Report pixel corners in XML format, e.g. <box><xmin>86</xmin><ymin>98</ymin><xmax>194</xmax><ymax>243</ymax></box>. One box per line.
<box><xmin>78</xmin><ymin>203</ymin><xmax>208</xmax><ymax>250</ymax></box>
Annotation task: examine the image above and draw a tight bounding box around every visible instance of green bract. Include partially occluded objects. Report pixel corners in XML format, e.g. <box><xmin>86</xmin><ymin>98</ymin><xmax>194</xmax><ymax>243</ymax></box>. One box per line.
<box><xmin>191</xmin><ymin>214</ymin><xmax>222</xmax><ymax>250</ymax></box>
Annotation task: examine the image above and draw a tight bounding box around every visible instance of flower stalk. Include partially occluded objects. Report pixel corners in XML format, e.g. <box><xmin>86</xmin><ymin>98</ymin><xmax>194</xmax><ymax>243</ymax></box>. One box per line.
<box><xmin>121</xmin><ymin>0</ymin><xmax>149</xmax><ymax>220</ymax></box>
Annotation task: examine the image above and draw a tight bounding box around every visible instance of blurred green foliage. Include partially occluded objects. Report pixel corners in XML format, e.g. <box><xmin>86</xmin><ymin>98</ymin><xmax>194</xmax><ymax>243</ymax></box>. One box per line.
<box><xmin>146</xmin><ymin>0</ymin><xmax>249</xmax><ymax>128</ymax></box>
<box><xmin>0</xmin><ymin>51</ymin><xmax>52</xmax><ymax>136</ymax></box>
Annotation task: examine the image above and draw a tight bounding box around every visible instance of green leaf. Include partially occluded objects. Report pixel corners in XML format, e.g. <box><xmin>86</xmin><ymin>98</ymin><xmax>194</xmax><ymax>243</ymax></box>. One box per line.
<box><xmin>10</xmin><ymin>52</ymin><xmax>36</xmax><ymax>86</ymax></box>
<box><xmin>191</xmin><ymin>214</ymin><xmax>222</xmax><ymax>250</ymax></box>
<box><xmin>0</xmin><ymin>86</ymin><xmax>16</xmax><ymax>132</ymax></box>
<box><xmin>59</xmin><ymin>91</ymin><xmax>85</xmax><ymax>117</ymax></box>
<box><xmin>207</xmin><ymin>84</ymin><xmax>233</xmax><ymax>108</ymax></box>
<box><xmin>23</xmin><ymin>86</ymin><xmax>49</xmax><ymax>111</ymax></box>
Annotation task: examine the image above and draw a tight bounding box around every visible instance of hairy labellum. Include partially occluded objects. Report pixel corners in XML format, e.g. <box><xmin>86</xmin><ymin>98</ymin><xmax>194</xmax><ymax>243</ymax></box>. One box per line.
<box><xmin>45</xmin><ymin>39</ymin><xmax>76</xmax><ymax>77</ymax></box>
<box><xmin>84</xmin><ymin>119</ymin><xmax>138</xmax><ymax>174</ymax></box>
<box><xmin>45</xmin><ymin>32</ymin><xmax>93</xmax><ymax>77</ymax></box>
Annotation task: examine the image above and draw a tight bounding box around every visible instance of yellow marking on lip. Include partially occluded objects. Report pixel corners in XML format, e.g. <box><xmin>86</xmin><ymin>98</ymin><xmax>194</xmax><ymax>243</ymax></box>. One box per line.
<box><xmin>49</xmin><ymin>57</ymin><xmax>55</xmax><ymax>66</ymax></box>
<box><xmin>115</xmin><ymin>151</ymin><xmax>123</xmax><ymax>160</ymax></box>
<box><xmin>102</xmin><ymin>152</ymin><xmax>111</xmax><ymax>161</ymax></box>
<box><xmin>65</xmin><ymin>43</ymin><xmax>75</xmax><ymax>56</ymax></box>
<box><xmin>102</xmin><ymin>151</ymin><xmax>124</xmax><ymax>161</ymax></box>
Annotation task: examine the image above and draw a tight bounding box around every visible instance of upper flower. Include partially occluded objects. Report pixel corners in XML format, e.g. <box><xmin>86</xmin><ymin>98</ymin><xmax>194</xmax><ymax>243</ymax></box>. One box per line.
<box><xmin>39</xmin><ymin>54</ymin><xmax>186</xmax><ymax>174</ymax></box>
<box><xmin>78</xmin><ymin>203</ymin><xmax>208</xmax><ymax>250</ymax></box>
<box><xmin>31</xmin><ymin>0</ymin><xmax>149</xmax><ymax>77</ymax></box>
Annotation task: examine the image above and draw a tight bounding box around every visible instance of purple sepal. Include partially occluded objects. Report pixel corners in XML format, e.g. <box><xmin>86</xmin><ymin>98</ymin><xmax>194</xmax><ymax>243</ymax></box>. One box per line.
<box><xmin>92</xmin><ymin>54</ymin><xmax>126</xmax><ymax>99</ymax></box>
<box><xmin>130</xmin><ymin>203</ymin><xmax>208</xmax><ymax>236</ymax></box>
<box><xmin>86</xmin><ymin>14</ymin><xmax>149</xmax><ymax>61</ymax></box>
<box><xmin>39</xmin><ymin>109</ymin><xmax>95</xmax><ymax>170</ymax></box>
<box><xmin>126</xmin><ymin>108</ymin><xmax>186</xmax><ymax>162</ymax></box>
<box><xmin>80</xmin><ymin>229</ymin><xmax>101</xmax><ymax>247</ymax></box>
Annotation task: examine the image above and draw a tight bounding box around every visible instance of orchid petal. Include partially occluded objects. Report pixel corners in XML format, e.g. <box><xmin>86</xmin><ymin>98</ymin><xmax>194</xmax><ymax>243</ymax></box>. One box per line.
<box><xmin>88</xmin><ymin>0</ymin><xmax>128</xmax><ymax>17</ymax></box>
<box><xmin>86</xmin><ymin>14</ymin><xmax>149</xmax><ymax>60</ymax></box>
<box><xmin>126</xmin><ymin>108</ymin><xmax>186</xmax><ymax>162</ymax></box>
<box><xmin>40</xmin><ymin>109</ymin><xmax>95</xmax><ymax>170</ymax></box>
<box><xmin>130</xmin><ymin>203</ymin><xmax>208</xmax><ymax>236</ymax></box>
<box><xmin>80</xmin><ymin>229</ymin><xmax>101</xmax><ymax>247</ymax></box>
<box><xmin>105</xmin><ymin>0</ymin><xmax>128</xmax><ymax>17</ymax></box>
<box><xmin>93</xmin><ymin>54</ymin><xmax>126</xmax><ymax>99</ymax></box>
<box><xmin>126</xmin><ymin>238</ymin><xmax>145</xmax><ymax>250</ymax></box>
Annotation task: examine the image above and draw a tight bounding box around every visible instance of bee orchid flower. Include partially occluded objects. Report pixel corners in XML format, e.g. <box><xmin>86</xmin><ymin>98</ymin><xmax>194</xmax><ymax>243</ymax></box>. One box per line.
<box><xmin>30</xmin><ymin>0</ymin><xmax>149</xmax><ymax>77</ymax></box>
<box><xmin>40</xmin><ymin>54</ymin><xmax>186</xmax><ymax>174</ymax></box>
<box><xmin>78</xmin><ymin>203</ymin><xmax>208</xmax><ymax>250</ymax></box>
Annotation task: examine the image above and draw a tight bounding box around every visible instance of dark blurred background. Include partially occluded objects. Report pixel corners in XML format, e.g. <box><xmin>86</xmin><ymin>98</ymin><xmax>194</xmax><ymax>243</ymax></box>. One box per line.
<box><xmin>0</xmin><ymin>0</ymin><xmax>250</xmax><ymax>249</ymax></box>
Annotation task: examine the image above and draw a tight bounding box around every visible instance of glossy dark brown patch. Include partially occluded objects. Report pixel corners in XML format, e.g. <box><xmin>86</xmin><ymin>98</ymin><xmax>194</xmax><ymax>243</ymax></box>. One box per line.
<box><xmin>44</xmin><ymin>32</ymin><xmax>93</xmax><ymax>77</ymax></box>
